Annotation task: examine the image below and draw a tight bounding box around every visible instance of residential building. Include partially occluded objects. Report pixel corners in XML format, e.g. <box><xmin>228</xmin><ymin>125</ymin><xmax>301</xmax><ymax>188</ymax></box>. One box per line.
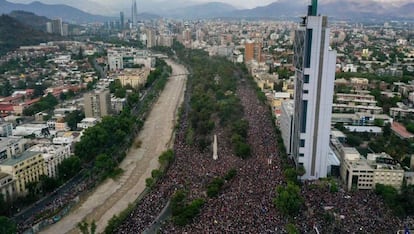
<box><xmin>28</xmin><ymin>144</ymin><xmax>71</xmax><ymax>178</ymax></box>
<box><xmin>117</xmin><ymin>68</ymin><xmax>150</xmax><ymax>88</ymax></box>
<box><xmin>0</xmin><ymin>137</ymin><xmax>27</xmax><ymax>162</ymax></box>
<box><xmin>0</xmin><ymin>151</ymin><xmax>44</xmax><ymax>195</ymax></box>
<box><xmin>84</xmin><ymin>90</ymin><xmax>111</xmax><ymax>118</ymax></box>
<box><xmin>51</xmin><ymin>18</ymin><xmax>63</xmax><ymax>36</ymax></box>
<box><xmin>291</xmin><ymin>0</ymin><xmax>336</xmax><ymax>179</ymax></box>
<box><xmin>331</xmin><ymin>112</ymin><xmax>393</xmax><ymax>126</ymax></box>
<box><xmin>0</xmin><ymin>172</ymin><xmax>15</xmax><ymax>201</ymax></box>
<box><xmin>46</xmin><ymin>22</ymin><xmax>52</xmax><ymax>33</ymax></box>
<box><xmin>245</xmin><ymin>40</ymin><xmax>262</xmax><ymax>62</ymax></box>
<box><xmin>146</xmin><ymin>29</ymin><xmax>156</xmax><ymax>48</ymax></box>
<box><xmin>0</xmin><ymin>122</ymin><xmax>13</xmax><ymax>137</ymax></box>
<box><xmin>14</xmin><ymin>124</ymin><xmax>49</xmax><ymax>137</ymax></box>
<box><xmin>77</xmin><ymin>118</ymin><xmax>99</xmax><ymax>129</ymax></box>
<box><xmin>111</xmin><ymin>97</ymin><xmax>127</xmax><ymax>114</ymax></box>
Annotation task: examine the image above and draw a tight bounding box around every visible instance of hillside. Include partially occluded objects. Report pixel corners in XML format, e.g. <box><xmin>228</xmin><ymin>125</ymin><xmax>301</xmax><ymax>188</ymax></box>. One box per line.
<box><xmin>0</xmin><ymin>0</ymin><xmax>112</xmax><ymax>23</ymax></box>
<box><xmin>0</xmin><ymin>14</ymin><xmax>59</xmax><ymax>55</ymax></box>
<box><xmin>8</xmin><ymin>10</ymin><xmax>50</xmax><ymax>31</ymax></box>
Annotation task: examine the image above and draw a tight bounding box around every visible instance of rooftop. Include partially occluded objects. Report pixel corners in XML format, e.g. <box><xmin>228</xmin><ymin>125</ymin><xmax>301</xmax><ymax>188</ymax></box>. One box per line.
<box><xmin>0</xmin><ymin>151</ymin><xmax>42</xmax><ymax>166</ymax></box>
<box><xmin>0</xmin><ymin>137</ymin><xmax>24</xmax><ymax>150</ymax></box>
<box><xmin>391</xmin><ymin>122</ymin><xmax>414</xmax><ymax>139</ymax></box>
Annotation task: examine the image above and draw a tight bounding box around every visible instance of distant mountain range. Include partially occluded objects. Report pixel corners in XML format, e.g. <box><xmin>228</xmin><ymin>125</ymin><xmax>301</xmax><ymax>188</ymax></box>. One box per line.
<box><xmin>0</xmin><ymin>14</ymin><xmax>60</xmax><ymax>55</ymax></box>
<box><xmin>168</xmin><ymin>0</ymin><xmax>414</xmax><ymax>20</ymax></box>
<box><xmin>0</xmin><ymin>0</ymin><xmax>413</xmax><ymax>23</ymax></box>
<box><xmin>0</xmin><ymin>0</ymin><xmax>113</xmax><ymax>23</ymax></box>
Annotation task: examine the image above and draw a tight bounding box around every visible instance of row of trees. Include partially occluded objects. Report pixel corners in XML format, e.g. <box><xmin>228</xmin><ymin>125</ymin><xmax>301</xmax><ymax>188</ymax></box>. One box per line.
<box><xmin>375</xmin><ymin>184</ymin><xmax>414</xmax><ymax>217</ymax></box>
<box><xmin>172</xmin><ymin>42</ymin><xmax>251</xmax><ymax>156</ymax></box>
<box><xmin>75</xmin><ymin>59</ymin><xmax>172</xmax><ymax>178</ymax></box>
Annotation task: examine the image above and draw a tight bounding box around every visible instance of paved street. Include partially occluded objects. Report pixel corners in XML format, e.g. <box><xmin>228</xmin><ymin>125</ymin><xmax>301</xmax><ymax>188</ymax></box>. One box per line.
<box><xmin>41</xmin><ymin>59</ymin><xmax>187</xmax><ymax>234</ymax></box>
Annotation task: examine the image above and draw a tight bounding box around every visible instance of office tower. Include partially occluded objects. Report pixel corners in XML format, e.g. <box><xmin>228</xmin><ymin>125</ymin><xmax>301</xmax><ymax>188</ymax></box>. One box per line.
<box><xmin>120</xmin><ymin>11</ymin><xmax>125</xmax><ymax>30</ymax></box>
<box><xmin>291</xmin><ymin>0</ymin><xmax>336</xmax><ymax>179</ymax></box>
<box><xmin>244</xmin><ymin>40</ymin><xmax>262</xmax><ymax>62</ymax></box>
<box><xmin>131</xmin><ymin>0</ymin><xmax>138</xmax><ymax>28</ymax></box>
<box><xmin>84</xmin><ymin>90</ymin><xmax>111</xmax><ymax>118</ymax></box>
<box><xmin>51</xmin><ymin>18</ymin><xmax>63</xmax><ymax>35</ymax></box>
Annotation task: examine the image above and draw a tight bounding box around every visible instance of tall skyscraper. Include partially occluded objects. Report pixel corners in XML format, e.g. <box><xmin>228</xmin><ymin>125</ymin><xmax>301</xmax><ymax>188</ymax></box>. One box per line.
<box><xmin>292</xmin><ymin>0</ymin><xmax>336</xmax><ymax>179</ymax></box>
<box><xmin>120</xmin><ymin>11</ymin><xmax>125</xmax><ymax>30</ymax></box>
<box><xmin>131</xmin><ymin>0</ymin><xmax>138</xmax><ymax>28</ymax></box>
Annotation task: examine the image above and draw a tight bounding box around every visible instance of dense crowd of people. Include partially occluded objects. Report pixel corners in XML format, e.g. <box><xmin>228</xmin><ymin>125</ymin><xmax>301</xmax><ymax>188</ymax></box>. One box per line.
<box><xmin>116</xmin><ymin>77</ymin><xmax>404</xmax><ymax>233</ymax></box>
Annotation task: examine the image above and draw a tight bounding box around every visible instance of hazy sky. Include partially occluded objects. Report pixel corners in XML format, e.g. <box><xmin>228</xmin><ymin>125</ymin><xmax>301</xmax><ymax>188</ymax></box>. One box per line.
<box><xmin>8</xmin><ymin>0</ymin><xmax>409</xmax><ymax>9</ymax></box>
<box><xmin>7</xmin><ymin>0</ymin><xmax>410</xmax><ymax>15</ymax></box>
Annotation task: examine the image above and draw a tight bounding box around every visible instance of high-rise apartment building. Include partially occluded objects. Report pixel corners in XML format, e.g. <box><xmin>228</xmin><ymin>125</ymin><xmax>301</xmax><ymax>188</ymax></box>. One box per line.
<box><xmin>62</xmin><ymin>23</ymin><xmax>69</xmax><ymax>36</ymax></box>
<box><xmin>244</xmin><ymin>40</ymin><xmax>262</xmax><ymax>62</ymax></box>
<box><xmin>292</xmin><ymin>0</ymin><xmax>336</xmax><ymax>179</ymax></box>
<box><xmin>51</xmin><ymin>18</ymin><xmax>63</xmax><ymax>35</ymax></box>
<box><xmin>83</xmin><ymin>90</ymin><xmax>111</xmax><ymax>118</ymax></box>
<box><xmin>146</xmin><ymin>29</ymin><xmax>156</xmax><ymax>48</ymax></box>
<box><xmin>46</xmin><ymin>22</ymin><xmax>53</xmax><ymax>33</ymax></box>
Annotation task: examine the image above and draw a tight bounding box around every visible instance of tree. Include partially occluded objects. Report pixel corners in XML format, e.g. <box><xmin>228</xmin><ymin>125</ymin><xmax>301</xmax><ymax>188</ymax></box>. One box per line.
<box><xmin>94</xmin><ymin>154</ymin><xmax>115</xmax><ymax>172</ymax></box>
<box><xmin>0</xmin><ymin>194</ymin><xmax>6</xmax><ymax>216</ymax></box>
<box><xmin>406</xmin><ymin>123</ymin><xmax>414</xmax><ymax>134</ymax></box>
<box><xmin>285</xmin><ymin>223</ymin><xmax>299</xmax><ymax>234</ymax></box>
<box><xmin>284</xmin><ymin>168</ymin><xmax>298</xmax><ymax>183</ymax></box>
<box><xmin>374</xmin><ymin>119</ymin><xmax>384</xmax><ymax>127</ymax></box>
<box><xmin>0</xmin><ymin>81</ymin><xmax>13</xmax><ymax>97</ymax></box>
<box><xmin>0</xmin><ymin>216</ymin><xmax>16</xmax><ymax>234</ymax></box>
<box><xmin>346</xmin><ymin>134</ymin><xmax>362</xmax><ymax>147</ymax></box>
<box><xmin>39</xmin><ymin>175</ymin><xmax>60</xmax><ymax>194</ymax></box>
<box><xmin>64</xmin><ymin>110</ymin><xmax>85</xmax><ymax>130</ymax></box>
<box><xmin>58</xmin><ymin>157</ymin><xmax>81</xmax><ymax>181</ymax></box>
<box><xmin>77</xmin><ymin>220</ymin><xmax>96</xmax><ymax>234</ymax></box>
<box><xmin>274</xmin><ymin>182</ymin><xmax>303</xmax><ymax>216</ymax></box>
<box><xmin>383</xmin><ymin>123</ymin><xmax>391</xmax><ymax>137</ymax></box>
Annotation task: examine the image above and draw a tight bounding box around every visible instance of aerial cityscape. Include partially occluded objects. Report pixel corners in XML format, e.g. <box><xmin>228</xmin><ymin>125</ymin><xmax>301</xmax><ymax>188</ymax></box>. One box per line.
<box><xmin>0</xmin><ymin>0</ymin><xmax>413</xmax><ymax>233</ymax></box>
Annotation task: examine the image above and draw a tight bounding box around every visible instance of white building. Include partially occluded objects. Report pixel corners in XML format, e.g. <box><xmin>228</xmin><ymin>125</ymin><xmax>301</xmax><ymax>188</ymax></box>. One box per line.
<box><xmin>292</xmin><ymin>1</ymin><xmax>336</xmax><ymax>179</ymax></box>
<box><xmin>0</xmin><ymin>137</ymin><xmax>27</xmax><ymax>162</ymax></box>
<box><xmin>340</xmin><ymin>149</ymin><xmax>404</xmax><ymax>190</ymax></box>
<box><xmin>14</xmin><ymin>124</ymin><xmax>48</xmax><ymax>137</ymax></box>
<box><xmin>77</xmin><ymin>118</ymin><xmax>99</xmax><ymax>129</ymax></box>
<box><xmin>0</xmin><ymin>122</ymin><xmax>13</xmax><ymax>137</ymax></box>
<box><xmin>28</xmin><ymin>144</ymin><xmax>72</xmax><ymax>178</ymax></box>
<box><xmin>108</xmin><ymin>54</ymin><xmax>124</xmax><ymax>71</ymax></box>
